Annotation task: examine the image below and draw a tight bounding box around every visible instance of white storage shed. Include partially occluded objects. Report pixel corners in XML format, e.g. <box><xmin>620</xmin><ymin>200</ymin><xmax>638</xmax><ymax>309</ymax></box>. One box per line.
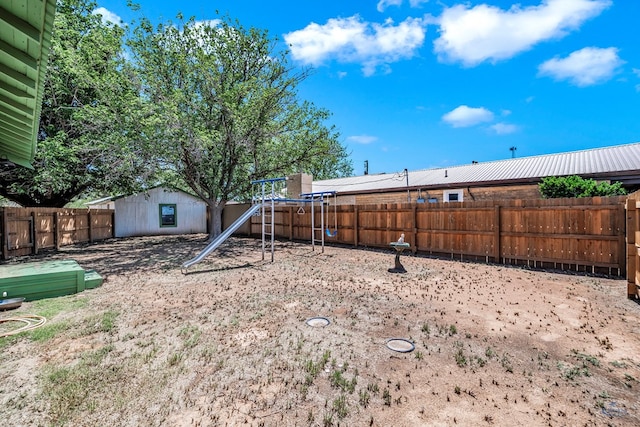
<box><xmin>113</xmin><ymin>187</ymin><xmax>207</xmax><ymax>238</ymax></box>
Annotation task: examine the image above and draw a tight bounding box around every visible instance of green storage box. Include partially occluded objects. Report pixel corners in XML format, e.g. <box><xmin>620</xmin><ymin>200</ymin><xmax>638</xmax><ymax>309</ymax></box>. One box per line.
<box><xmin>0</xmin><ymin>260</ymin><xmax>101</xmax><ymax>301</ymax></box>
<box><xmin>84</xmin><ymin>269</ymin><xmax>104</xmax><ymax>289</ymax></box>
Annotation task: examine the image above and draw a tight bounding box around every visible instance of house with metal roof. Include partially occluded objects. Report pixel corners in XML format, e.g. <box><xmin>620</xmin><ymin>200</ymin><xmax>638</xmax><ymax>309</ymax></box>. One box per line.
<box><xmin>312</xmin><ymin>142</ymin><xmax>640</xmax><ymax>204</ymax></box>
<box><xmin>0</xmin><ymin>0</ymin><xmax>57</xmax><ymax>169</ymax></box>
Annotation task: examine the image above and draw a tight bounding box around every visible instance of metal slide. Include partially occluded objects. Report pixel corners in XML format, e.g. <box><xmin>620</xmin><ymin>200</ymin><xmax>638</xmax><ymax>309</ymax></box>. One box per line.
<box><xmin>181</xmin><ymin>204</ymin><xmax>262</xmax><ymax>273</ymax></box>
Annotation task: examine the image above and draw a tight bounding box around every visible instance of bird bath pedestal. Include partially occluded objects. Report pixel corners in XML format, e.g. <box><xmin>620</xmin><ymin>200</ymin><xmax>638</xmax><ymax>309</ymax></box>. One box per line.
<box><xmin>388</xmin><ymin>242</ymin><xmax>410</xmax><ymax>273</ymax></box>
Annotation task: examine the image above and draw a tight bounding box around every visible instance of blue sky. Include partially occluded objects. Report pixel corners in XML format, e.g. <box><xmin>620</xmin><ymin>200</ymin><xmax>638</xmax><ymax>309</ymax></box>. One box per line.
<box><xmin>95</xmin><ymin>0</ymin><xmax>640</xmax><ymax>176</ymax></box>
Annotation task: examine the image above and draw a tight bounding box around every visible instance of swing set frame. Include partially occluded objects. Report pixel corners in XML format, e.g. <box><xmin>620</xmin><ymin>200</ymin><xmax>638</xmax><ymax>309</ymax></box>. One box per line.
<box><xmin>301</xmin><ymin>190</ymin><xmax>338</xmax><ymax>253</ymax></box>
<box><xmin>251</xmin><ymin>178</ymin><xmax>338</xmax><ymax>258</ymax></box>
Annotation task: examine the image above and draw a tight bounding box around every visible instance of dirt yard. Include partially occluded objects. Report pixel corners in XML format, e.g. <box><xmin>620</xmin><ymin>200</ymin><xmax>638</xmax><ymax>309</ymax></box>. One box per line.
<box><xmin>2</xmin><ymin>235</ymin><xmax>640</xmax><ymax>426</ymax></box>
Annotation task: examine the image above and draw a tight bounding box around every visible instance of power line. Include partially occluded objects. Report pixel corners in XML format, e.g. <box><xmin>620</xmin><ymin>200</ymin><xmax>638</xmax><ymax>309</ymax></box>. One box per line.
<box><xmin>313</xmin><ymin>172</ymin><xmax>407</xmax><ymax>188</ymax></box>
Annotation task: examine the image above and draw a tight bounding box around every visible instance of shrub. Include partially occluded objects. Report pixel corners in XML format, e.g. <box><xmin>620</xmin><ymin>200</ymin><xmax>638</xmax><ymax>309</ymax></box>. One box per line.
<box><xmin>539</xmin><ymin>175</ymin><xmax>627</xmax><ymax>198</ymax></box>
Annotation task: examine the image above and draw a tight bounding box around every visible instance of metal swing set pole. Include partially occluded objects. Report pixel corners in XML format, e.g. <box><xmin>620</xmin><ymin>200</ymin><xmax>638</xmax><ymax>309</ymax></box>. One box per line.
<box><xmin>251</xmin><ymin>177</ymin><xmax>286</xmax><ymax>262</ymax></box>
<box><xmin>269</xmin><ymin>181</ymin><xmax>275</xmax><ymax>262</ymax></box>
<box><xmin>260</xmin><ymin>181</ymin><xmax>266</xmax><ymax>260</ymax></box>
<box><xmin>302</xmin><ymin>190</ymin><xmax>337</xmax><ymax>254</ymax></box>
<box><xmin>320</xmin><ymin>193</ymin><xmax>325</xmax><ymax>253</ymax></box>
<box><xmin>309</xmin><ymin>193</ymin><xmax>325</xmax><ymax>253</ymax></box>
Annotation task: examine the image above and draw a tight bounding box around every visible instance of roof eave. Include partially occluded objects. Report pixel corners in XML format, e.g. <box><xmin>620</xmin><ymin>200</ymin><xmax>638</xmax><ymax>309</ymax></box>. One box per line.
<box><xmin>0</xmin><ymin>0</ymin><xmax>57</xmax><ymax>168</ymax></box>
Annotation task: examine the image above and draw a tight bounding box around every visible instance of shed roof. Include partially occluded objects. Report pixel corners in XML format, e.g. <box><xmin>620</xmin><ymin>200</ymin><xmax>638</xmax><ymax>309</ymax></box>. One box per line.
<box><xmin>313</xmin><ymin>142</ymin><xmax>640</xmax><ymax>194</ymax></box>
<box><xmin>0</xmin><ymin>0</ymin><xmax>57</xmax><ymax>168</ymax></box>
<box><xmin>85</xmin><ymin>186</ymin><xmax>205</xmax><ymax>205</ymax></box>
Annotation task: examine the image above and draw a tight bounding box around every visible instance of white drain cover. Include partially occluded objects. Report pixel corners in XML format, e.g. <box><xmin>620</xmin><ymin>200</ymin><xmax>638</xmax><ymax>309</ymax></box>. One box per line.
<box><xmin>305</xmin><ymin>317</ymin><xmax>330</xmax><ymax>327</ymax></box>
<box><xmin>386</xmin><ymin>338</ymin><xmax>415</xmax><ymax>353</ymax></box>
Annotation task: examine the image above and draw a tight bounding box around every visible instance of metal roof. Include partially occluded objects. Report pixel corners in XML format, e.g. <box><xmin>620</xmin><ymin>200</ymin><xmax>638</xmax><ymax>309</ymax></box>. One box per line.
<box><xmin>0</xmin><ymin>0</ymin><xmax>57</xmax><ymax>168</ymax></box>
<box><xmin>313</xmin><ymin>142</ymin><xmax>640</xmax><ymax>194</ymax></box>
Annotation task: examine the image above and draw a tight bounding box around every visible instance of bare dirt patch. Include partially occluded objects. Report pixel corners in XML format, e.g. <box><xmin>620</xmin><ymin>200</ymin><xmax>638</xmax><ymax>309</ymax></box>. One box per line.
<box><xmin>2</xmin><ymin>235</ymin><xmax>640</xmax><ymax>426</ymax></box>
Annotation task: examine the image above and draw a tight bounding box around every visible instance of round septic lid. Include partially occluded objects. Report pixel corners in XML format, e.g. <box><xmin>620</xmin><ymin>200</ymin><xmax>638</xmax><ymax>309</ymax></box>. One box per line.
<box><xmin>305</xmin><ymin>317</ymin><xmax>330</xmax><ymax>327</ymax></box>
<box><xmin>386</xmin><ymin>338</ymin><xmax>415</xmax><ymax>353</ymax></box>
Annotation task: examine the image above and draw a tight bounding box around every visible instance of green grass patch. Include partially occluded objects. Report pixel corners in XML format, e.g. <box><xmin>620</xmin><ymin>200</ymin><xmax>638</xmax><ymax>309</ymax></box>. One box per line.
<box><xmin>454</xmin><ymin>341</ymin><xmax>467</xmax><ymax>367</ymax></box>
<box><xmin>179</xmin><ymin>325</ymin><xmax>201</xmax><ymax>349</ymax></box>
<box><xmin>0</xmin><ymin>334</ymin><xmax>20</xmax><ymax>351</ymax></box>
<box><xmin>167</xmin><ymin>351</ymin><xmax>184</xmax><ymax>367</ymax></box>
<box><xmin>1</xmin><ymin>317</ymin><xmax>75</xmax><ymax>348</ymax></box>
<box><xmin>421</xmin><ymin>323</ymin><xmax>430</xmax><ymax>335</ymax></box>
<box><xmin>558</xmin><ymin>362</ymin><xmax>591</xmax><ymax>381</ymax></box>
<box><xmin>77</xmin><ymin>310</ymin><xmax>119</xmax><ymax>336</ymax></box>
<box><xmin>358</xmin><ymin>389</ymin><xmax>370</xmax><ymax>407</ymax></box>
<box><xmin>329</xmin><ymin>369</ymin><xmax>357</xmax><ymax>393</ymax></box>
<box><xmin>332</xmin><ymin>394</ymin><xmax>348</xmax><ymax>419</ymax></box>
<box><xmin>42</xmin><ymin>345</ymin><xmax>122</xmax><ymax>424</ymax></box>
<box><xmin>29</xmin><ymin>320</ymin><xmax>73</xmax><ymax>342</ymax></box>
<box><xmin>304</xmin><ymin>350</ymin><xmax>331</xmax><ymax>381</ymax></box>
<box><xmin>571</xmin><ymin>349</ymin><xmax>599</xmax><ymax>367</ymax></box>
<box><xmin>31</xmin><ymin>296</ymin><xmax>88</xmax><ymax>319</ymax></box>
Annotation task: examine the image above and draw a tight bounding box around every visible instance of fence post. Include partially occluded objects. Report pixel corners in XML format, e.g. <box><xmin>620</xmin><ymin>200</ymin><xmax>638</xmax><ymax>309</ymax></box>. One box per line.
<box><xmin>494</xmin><ymin>205</ymin><xmax>501</xmax><ymax>263</ymax></box>
<box><xmin>289</xmin><ymin>207</ymin><xmax>294</xmax><ymax>240</ymax></box>
<box><xmin>412</xmin><ymin>204</ymin><xmax>417</xmax><ymax>254</ymax></box>
<box><xmin>31</xmin><ymin>211</ymin><xmax>38</xmax><ymax>255</ymax></box>
<box><xmin>354</xmin><ymin>205</ymin><xmax>359</xmax><ymax>248</ymax></box>
<box><xmin>88</xmin><ymin>210</ymin><xmax>94</xmax><ymax>243</ymax></box>
<box><xmin>616</xmin><ymin>202</ymin><xmax>625</xmax><ymax>278</ymax></box>
<box><xmin>385</xmin><ymin>204</ymin><xmax>390</xmax><ymax>244</ymax></box>
<box><xmin>54</xmin><ymin>211</ymin><xmax>60</xmax><ymax>250</ymax></box>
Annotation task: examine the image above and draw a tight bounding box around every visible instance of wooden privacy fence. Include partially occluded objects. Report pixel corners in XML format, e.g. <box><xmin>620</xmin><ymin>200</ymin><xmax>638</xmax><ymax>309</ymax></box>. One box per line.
<box><xmin>627</xmin><ymin>196</ymin><xmax>640</xmax><ymax>298</ymax></box>
<box><xmin>0</xmin><ymin>207</ymin><xmax>114</xmax><ymax>259</ymax></box>
<box><xmin>249</xmin><ymin>196</ymin><xmax>627</xmax><ymax>277</ymax></box>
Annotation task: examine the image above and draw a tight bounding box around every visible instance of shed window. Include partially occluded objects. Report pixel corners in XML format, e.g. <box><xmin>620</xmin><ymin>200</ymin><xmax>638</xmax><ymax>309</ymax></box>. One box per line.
<box><xmin>443</xmin><ymin>190</ymin><xmax>463</xmax><ymax>203</ymax></box>
<box><xmin>159</xmin><ymin>204</ymin><xmax>177</xmax><ymax>227</ymax></box>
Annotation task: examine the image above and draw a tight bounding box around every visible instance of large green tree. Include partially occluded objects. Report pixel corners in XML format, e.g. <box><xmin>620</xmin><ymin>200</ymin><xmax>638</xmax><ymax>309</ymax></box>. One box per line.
<box><xmin>129</xmin><ymin>16</ymin><xmax>352</xmax><ymax>238</ymax></box>
<box><xmin>0</xmin><ymin>0</ymin><xmax>148</xmax><ymax>207</ymax></box>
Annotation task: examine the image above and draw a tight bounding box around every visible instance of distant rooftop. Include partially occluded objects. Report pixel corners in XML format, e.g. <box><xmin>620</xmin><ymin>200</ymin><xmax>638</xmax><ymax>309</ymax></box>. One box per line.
<box><xmin>313</xmin><ymin>142</ymin><xmax>640</xmax><ymax>194</ymax></box>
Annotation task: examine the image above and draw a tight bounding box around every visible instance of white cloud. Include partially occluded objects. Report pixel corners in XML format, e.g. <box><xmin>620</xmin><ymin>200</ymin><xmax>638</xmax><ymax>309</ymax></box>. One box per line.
<box><xmin>284</xmin><ymin>15</ymin><xmax>426</xmax><ymax>76</ymax></box>
<box><xmin>377</xmin><ymin>0</ymin><xmax>428</xmax><ymax>12</ymax></box>
<box><xmin>433</xmin><ymin>0</ymin><xmax>611</xmax><ymax>66</ymax></box>
<box><xmin>92</xmin><ymin>7</ymin><xmax>122</xmax><ymax>26</ymax></box>
<box><xmin>442</xmin><ymin>105</ymin><xmax>494</xmax><ymax>128</ymax></box>
<box><xmin>538</xmin><ymin>46</ymin><xmax>624</xmax><ymax>86</ymax></box>
<box><xmin>347</xmin><ymin>135</ymin><xmax>378</xmax><ymax>144</ymax></box>
<box><xmin>501</xmin><ymin>109</ymin><xmax>512</xmax><ymax>116</ymax></box>
<box><xmin>491</xmin><ymin>122</ymin><xmax>519</xmax><ymax>134</ymax></box>
<box><xmin>377</xmin><ymin>0</ymin><xmax>403</xmax><ymax>12</ymax></box>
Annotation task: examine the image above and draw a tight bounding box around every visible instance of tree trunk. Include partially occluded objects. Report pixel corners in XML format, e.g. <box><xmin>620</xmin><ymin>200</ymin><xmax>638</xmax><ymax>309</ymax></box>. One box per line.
<box><xmin>208</xmin><ymin>201</ymin><xmax>225</xmax><ymax>240</ymax></box>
